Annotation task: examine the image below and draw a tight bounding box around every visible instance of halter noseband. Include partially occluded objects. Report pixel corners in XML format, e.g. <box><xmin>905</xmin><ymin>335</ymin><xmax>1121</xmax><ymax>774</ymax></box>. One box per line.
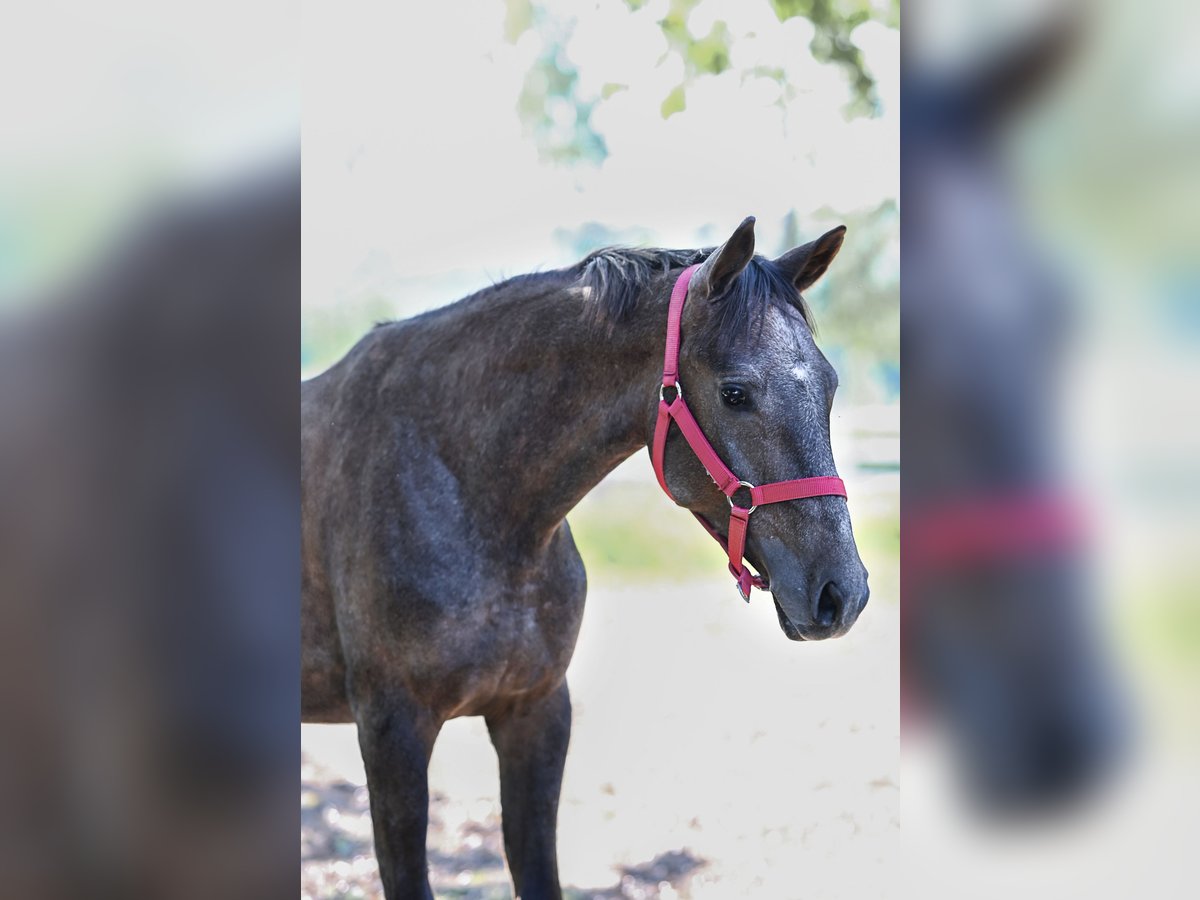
<box><xmin>651</xmin><ymin>264</ymin><xmax>848</xmax><ymax>601</ymax></box>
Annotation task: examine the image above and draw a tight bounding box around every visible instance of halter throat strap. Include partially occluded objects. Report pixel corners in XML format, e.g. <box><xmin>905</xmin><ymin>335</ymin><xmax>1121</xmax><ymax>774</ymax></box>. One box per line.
<box><xmin>651</xmin><ymin>264</ymin><xmax>848</xmax><ymax>601</ymax></box>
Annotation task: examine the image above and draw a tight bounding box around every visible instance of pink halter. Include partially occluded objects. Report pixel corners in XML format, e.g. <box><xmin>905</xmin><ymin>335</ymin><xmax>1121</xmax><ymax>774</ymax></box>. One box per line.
<box><xmin>651</xmin><ymin>264</ymin><xmax>848</xmax><ymax>601</ymax></box>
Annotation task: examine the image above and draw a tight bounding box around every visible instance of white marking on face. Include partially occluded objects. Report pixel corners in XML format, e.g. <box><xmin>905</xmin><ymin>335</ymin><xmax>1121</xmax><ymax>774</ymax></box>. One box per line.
<box><xmin>791</xmin><ymin>364</ymin><xmax>810</xmax><ymax>382</ymax></box>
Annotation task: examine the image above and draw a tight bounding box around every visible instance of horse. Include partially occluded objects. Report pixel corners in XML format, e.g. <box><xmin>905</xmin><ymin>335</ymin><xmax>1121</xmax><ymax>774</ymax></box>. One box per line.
<box><xmin>300</xmin><ymin>216</ymin><xmax>869</xmax><ymax>898</ymax></box>
<box><xmin>902</xmin><ymin>12</ymin><xmax>1125</xmax><ymax>811</ymax></box>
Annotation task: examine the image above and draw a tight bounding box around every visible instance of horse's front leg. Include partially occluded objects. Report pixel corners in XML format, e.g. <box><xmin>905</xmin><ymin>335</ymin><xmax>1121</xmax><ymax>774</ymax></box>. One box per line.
<box><xmin>486</xmin><ymin>681</ymin><xmax>572</xmax><ymax>900</ymax></box>
<box><xmin>351</xmin><ymin>679</ymin><xmax>442</xmax><ymax>900</ymax></box>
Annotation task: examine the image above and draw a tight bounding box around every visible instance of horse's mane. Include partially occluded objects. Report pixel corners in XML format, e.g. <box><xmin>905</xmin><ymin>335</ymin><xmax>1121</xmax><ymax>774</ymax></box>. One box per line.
<box><xmin>575</xmin><ymin>245</ymin><xmax>815</xmax><ymax>351</ymax></box>
<box><xmin>378</xmin><ymin>245</ymin><xmax>815</xmax><ymax>351</ymax></box>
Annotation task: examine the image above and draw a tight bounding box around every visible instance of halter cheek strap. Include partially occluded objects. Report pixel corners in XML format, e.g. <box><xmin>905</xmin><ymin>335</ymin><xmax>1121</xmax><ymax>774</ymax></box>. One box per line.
<box><xmin>651</xmin><ymin>264</ymin><xmax>848</xmax><ymax>601</ymax></box>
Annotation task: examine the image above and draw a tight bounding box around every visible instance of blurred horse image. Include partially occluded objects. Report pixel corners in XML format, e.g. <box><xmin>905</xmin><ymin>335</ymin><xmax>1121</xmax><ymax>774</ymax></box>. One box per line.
<box><xmin>902</xmin><ymin>8</ymin><xmax>1126</xmax><ymax>811</ymax></box>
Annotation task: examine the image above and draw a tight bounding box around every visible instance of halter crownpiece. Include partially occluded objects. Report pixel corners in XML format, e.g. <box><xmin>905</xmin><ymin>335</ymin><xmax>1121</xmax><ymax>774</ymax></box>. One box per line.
<box><xmin>651</xmin><ymin>264</ymin><xmax>848</xmax><ymax>601</ymax></box>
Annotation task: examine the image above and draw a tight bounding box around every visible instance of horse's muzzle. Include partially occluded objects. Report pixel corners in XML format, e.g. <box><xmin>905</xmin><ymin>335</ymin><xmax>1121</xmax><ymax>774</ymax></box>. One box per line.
<box><xmin>773</xmin><ymin>575</ymin><xmax>869</xmax><ymax>641</ymax></box>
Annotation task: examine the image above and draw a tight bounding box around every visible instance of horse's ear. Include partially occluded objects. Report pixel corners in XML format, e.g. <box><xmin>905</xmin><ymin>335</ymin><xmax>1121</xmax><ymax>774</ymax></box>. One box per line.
<box><xmin>775</xmin><ymin>225</ymin><xmax>846</xmax><ymax>293</ymax></box>
<box><xmin>692</xmin><ymin>216</ymin><xmax>756</xmax><ymax>302</ymax></box>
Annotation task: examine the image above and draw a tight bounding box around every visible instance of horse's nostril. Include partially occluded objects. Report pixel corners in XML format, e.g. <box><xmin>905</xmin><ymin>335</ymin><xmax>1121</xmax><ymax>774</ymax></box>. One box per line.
<box><xmin>816</xmin><ymin>582</ymin><xmax>841</xmax><ymax>629</ymax></box>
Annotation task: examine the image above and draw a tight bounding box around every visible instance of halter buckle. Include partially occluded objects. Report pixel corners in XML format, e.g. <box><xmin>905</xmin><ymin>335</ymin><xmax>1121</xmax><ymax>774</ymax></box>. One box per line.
<box><xmin>659</xmin><ymin>381</ymin><xmax>683</xmax><ymax>404</ymax></box>
<box><xmin>728</xmin><ymin>480</ymin><xmax>757</xmax><ymax>514</ymax></box>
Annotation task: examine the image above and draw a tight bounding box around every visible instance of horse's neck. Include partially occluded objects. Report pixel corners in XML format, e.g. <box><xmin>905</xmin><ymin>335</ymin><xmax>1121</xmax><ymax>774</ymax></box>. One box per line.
<box><xmin>421</xmin><ymin>276</ymin><xmax>669</xmax><ymax>548</ymax></box>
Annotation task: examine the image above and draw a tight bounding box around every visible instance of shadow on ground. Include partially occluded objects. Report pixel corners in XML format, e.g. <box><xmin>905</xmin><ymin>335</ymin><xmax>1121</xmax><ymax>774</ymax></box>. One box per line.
<box><xmin>302</xmin><ymin>766</ymin><xmax>708</xmax><ymax>899</ymax></box>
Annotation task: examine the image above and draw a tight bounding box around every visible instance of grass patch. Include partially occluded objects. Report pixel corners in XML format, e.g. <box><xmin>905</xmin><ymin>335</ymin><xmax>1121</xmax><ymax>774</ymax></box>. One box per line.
<box><xmin>1121</xmin><ymin>574</ymin><xmax>1200</xmax><ymax>673</ymax></box>
<box><xmin>568</xmin><ymin>483</ymin><xmax>724</xmax><ymax>584</ymax></box>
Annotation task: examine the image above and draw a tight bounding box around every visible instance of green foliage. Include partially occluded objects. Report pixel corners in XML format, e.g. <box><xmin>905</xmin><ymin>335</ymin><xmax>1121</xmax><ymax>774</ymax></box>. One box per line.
<box><xmin>660</xmin><ymin>84</ymin><xmax>687</xmax><ymax>118</ymax></box>
<box><xmin>516</xmin><ymin>37</ymin><xmax>608</xmax><ymax>164</ymax></box>
<box><xmin>771</xmin><ymin>0</ymin><xmax>899</xmax><ymax>117</ymax></box>
<box><xmin>661</xmin><ymin>0</ymin><xmax>900</xmax><ymax>118</ymax></box>
<box><xmin>503</xmin><ymin>0</ymin><xmax>534</xmax><ymax>42</ymax></box>
<box><xmin>508</xmin><ymin>0</ymin><xmax>898</xmax><ymax>167</ymax></box>
<box><xmin>688</xmin><ymin>20</ymin><xmax>733</xmax><ymax>75</ymax></box>
<box><xmin>658</xmin><ymin>0</ymin><xmax>733</xmax><ymax>76</ymax></box>
<box><xmin>508</xmin><ymin>0</ymin><xmax>608</xmax><ymax>165</ymax></box>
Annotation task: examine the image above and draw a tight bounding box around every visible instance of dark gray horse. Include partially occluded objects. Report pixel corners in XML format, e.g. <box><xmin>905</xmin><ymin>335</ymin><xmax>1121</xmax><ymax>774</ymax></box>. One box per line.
<box><xmin>902</xmin><ymin>14</ymin><xmax>1125</xmax><ymax>811</ymax></box>
<box><xmin>301</xmin><ymin>217</ymin><xmax>868</xmax><ymax>898</ymax></box>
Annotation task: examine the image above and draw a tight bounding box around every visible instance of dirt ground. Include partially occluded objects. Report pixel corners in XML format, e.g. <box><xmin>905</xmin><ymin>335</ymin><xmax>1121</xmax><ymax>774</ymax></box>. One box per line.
<box><xmin>302</xmin><ymin>579</ymin><xmax>899</xmax><ymax>899</ymax></box>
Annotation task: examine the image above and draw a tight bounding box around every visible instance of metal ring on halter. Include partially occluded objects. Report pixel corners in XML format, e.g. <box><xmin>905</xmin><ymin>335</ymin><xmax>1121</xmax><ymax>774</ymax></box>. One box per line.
<box><xmin>659</xmin><ymin>381</ymin><xmax>683</xmax><ymax>403</ymax></box>
<box><xmin>728</xmin><ymin>480</ymin><xmax>757</xmax><ymax>513</ymax></box>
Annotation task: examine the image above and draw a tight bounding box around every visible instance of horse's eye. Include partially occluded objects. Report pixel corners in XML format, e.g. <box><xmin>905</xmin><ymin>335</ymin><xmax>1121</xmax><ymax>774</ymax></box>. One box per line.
<box><xmin>721</xmin><ymin>386</ymin><xmax>748</xmax><ymax>407</ymax></box>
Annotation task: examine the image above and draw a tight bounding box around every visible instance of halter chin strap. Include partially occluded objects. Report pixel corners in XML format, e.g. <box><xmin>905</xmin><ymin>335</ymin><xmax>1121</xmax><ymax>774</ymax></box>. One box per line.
<box><xmin>651</xmin><ymin>264</ymin><xmax>848</xmax><ymax>601</ymax></box>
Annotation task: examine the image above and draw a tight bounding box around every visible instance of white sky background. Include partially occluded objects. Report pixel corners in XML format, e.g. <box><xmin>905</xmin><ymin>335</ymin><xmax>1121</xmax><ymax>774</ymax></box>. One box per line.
<box><xmin>0</xmin><ymin>1</ymin><xmax>299</xmax><ymax>302</ymax></box>
<box><xmin>302</xmin><ymin>0</ymin><xmax>899</xmax><ymax>323</ymax></box>
<box><xmin>0</xmin><ymin>2</ymin><xmax>296</xmax><ymax>180</ymax></box>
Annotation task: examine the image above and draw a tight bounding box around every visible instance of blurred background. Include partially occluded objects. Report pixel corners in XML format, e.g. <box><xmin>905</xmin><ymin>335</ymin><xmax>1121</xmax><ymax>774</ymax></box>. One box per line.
<box><xmin>0</xmin><ymin>3</ymin><xmax>298</xmax><ymax>899</ymax></box>
<box><xmin>903</xmin><ymin>1</ymin><xmax>1199</xmax><ymax>897</ymax></box>
<box><xmin>302</xmin><ymin>1</ymin><xmax>898</xmax><ymax>898</ymax></box>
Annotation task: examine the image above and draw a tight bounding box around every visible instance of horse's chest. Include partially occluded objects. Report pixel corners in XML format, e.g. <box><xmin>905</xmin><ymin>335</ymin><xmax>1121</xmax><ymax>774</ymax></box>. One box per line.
<box><xmin>478</xmin><ymin>593</ymin><xmax>580</xmax><ymax>676</ymax></box>
<box><xmin>429</xmin><ymin>589</ymin><xmax>584</xmax><ymax>718</ymax></box>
